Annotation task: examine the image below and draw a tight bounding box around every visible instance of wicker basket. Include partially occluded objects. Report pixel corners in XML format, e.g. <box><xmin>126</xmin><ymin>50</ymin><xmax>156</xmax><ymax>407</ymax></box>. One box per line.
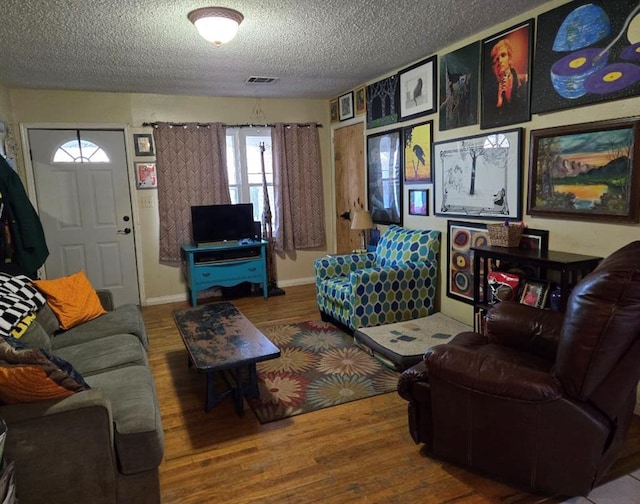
<box><xmin>487</xmin><ymin>224</ymin><xmax>524</xmax><ymax>247</ymax></box>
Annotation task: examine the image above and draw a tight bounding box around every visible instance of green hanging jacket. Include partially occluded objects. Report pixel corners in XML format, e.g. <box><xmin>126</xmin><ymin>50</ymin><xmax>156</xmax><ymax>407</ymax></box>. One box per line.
<box><xmin>0</xmin><ymin>156</ymin><xmax>49</xmax><ymax>275</ymax></box>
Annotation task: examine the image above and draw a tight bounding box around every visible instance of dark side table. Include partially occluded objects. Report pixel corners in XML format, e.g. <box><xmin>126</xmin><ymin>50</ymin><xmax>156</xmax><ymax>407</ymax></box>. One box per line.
<box><xmin>471</xmin><ymin>245</ymin><xmax>602</xmax><ymax>329</ymax></box>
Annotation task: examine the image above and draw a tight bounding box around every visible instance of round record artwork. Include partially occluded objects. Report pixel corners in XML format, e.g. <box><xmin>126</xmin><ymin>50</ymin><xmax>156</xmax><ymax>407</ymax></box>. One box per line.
<box><xmin>551</xmin><ymin>48</ymin><xmax>609</xmax><ymax>99</ymax></box>
<box><xmin>552</xmin><ymin>4</ymin><xmax>611</xmax><ymax>52</ymax></box>
<box><xmin>621</xmin><ymin>42</ymin><xmax>640</xmax><ymax>61</ymax></box>
<box><xmin>584</xmin><ymin>62</ymin><xmax>640</xmax><ymax>93</ymax></box>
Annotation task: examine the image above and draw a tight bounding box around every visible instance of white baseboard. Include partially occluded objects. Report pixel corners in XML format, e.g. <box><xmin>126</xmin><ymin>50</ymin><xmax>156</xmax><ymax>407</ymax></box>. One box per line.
<box><xmin>142</xmin><ymin>277</ymin><xmax>316</xmax><ymax>306</ymax></box>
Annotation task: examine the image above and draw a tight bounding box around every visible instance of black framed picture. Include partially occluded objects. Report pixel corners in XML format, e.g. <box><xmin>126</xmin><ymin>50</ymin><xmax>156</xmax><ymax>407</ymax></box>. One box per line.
<box><xmin>532</xmin><ymin>0</ymin><xmax>640</xmax><ymax>114</ymax></box>
<box><xmin>133</xmin><ymin>133</ymin><xmax>154</xmax><ymax>157</ymax></box>
<box><xmin>439</xmin><ymin>41</ymin><xmax>480</xmax><ymax>131</ymax></box>
<box><xmin>367</xmin><ymin>129</ymin><xmax>402</xmax><ymax>225</ymax></box>
<box><xmin>480</xmin><ymin>19</ymin><xmax>534</xmax><ymax>129</ymax></box>
<box><xmin>339</xmin><ymin>91</ymin><xmax>354</xmax><ymax>121</ymax></box>
<box><xmin>433</xmin><ymin>128</ymin><xmax>523</xmax><ymax>220</ymax></box>
<box><xmin>408</xmin><ymin>189</ymin><xmax>429</xmax><ymax>216</ymax></box>
<box><xmin>398</xmin><ymin>56</ymin><xmax>437</xmax><ymax>121</ymax></box>
<box><xmin>366</xmin><ymin>75</ymin><xmax>399</xmax><ymax>129</ymax></box>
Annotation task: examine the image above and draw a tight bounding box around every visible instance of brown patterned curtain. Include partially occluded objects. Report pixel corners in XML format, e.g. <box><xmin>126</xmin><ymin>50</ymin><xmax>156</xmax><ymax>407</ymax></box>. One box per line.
<box><xmin>154</xmin><ymin>122</ymin><xmax>230</xmax><ymax>263</ymax></box>
<box><xmin>272</xmin><ymin>123</ymin><xmax>326</xmax><ymax>252</ymax></box>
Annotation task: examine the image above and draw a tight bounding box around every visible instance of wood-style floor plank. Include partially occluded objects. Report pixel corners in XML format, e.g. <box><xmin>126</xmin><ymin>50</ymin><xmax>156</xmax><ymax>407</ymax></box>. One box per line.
<box><xmin>142</xmin><ymin>283</ymin><xmax>640</xmax><ymax>504</ymax></box>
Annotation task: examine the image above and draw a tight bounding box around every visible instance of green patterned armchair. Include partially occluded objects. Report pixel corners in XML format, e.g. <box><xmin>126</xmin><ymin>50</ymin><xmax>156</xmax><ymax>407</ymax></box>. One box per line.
<box><xmin>314</xmin><ymin>226</ymin><xmax>440</xmax><ymax>331</ymax></box>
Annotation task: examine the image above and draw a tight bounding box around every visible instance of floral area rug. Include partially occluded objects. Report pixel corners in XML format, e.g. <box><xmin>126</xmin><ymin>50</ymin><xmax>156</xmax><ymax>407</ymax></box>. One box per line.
<box><xmin>248</xmin><ymin>320</ymin><xmax>399</xmax><ymax>423</ymax></box>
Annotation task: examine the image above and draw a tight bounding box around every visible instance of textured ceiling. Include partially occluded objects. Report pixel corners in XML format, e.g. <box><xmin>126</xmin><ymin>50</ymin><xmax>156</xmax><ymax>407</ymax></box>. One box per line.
<box><xmin>0</xmin><ymin>0</ymin><xmax>550</xmax><ymax>99</ymax></box>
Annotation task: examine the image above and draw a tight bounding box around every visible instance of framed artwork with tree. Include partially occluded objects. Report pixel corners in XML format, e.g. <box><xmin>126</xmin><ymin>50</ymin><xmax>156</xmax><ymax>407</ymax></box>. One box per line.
<box><xmin>528</xmin><ymin>116</ymin><xmax>640</xmax><ymax>223</ymax></box>
<box><xmin>366</xmin><ymin>75</ymin><xmax>399</xmax><ymax>129</ymax></box>
<box><xmin>403</xmin><ymin>120</ymin><xmax>433</xmax><ymax>183</ymax></box>
<box><xmin>433</xmin><ymin>128</ymin><xmax>522</xmax><ymax>219</ymax></box>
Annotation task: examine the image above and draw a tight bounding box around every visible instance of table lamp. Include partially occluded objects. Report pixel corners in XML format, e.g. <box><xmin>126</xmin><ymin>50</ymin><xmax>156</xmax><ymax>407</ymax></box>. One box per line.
<box><xmin>351</xmin><ymin>210</ymin><xmax>374</xmax><ymax>251</ymax></box>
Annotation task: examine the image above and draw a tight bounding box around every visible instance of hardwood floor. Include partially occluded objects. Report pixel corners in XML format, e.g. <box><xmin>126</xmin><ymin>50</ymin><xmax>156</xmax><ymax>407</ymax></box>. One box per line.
<box><xmin>142</xmin><ymin>284</ymin><xmax>640</xmax><ymax>504</ymax></box>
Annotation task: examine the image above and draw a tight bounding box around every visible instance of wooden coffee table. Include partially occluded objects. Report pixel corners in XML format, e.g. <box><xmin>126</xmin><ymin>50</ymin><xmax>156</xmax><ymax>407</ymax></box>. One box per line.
<box><xmin>172</xmin><ymin>302</ymin><xmax>280</xmax><ymax>415</ymax></box>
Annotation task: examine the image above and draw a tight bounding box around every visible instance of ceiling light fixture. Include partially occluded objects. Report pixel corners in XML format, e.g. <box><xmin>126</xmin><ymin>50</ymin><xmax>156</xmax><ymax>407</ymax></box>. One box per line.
<box><xmin>188</xmin><ymin>7</ymin><xmax>244</xmax><ymax>47</ymax></box>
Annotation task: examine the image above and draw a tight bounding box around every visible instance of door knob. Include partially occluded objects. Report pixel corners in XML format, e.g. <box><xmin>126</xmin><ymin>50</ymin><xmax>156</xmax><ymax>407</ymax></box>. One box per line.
<box><xmin>339</xmin><ymin>211</ymin><xmax>351</xmax><ymax>221</ymax></box>
<box><xmin>117</xmin><ymin>228</ymin><xmax>132</xmax><ymax>235</ymax></box>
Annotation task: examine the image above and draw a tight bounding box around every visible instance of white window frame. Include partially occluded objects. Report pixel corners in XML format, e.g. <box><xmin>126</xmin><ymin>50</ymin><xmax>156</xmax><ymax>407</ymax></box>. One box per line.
<box><xmin>226</xmin><ymin>127</ymin><xmax>273</xmax><ymax>225</ymax></box>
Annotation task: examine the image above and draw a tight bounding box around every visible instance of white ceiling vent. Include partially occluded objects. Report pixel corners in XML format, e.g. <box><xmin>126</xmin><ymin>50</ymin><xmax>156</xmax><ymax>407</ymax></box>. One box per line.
<box><xmin>245</xmin><ymin>76</ymin><xmax>279</xmax><ymax>84</ymax></box>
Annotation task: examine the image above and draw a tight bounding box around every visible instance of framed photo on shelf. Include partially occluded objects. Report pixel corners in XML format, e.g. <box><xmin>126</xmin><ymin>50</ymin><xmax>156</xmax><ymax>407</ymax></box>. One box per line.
<box><xmin>338</xmin><ymin>91</ymin><xmax>354</xmax><ymax>121</ymax></box>
<box><xmin>133</xmin><ymin>133</ymin><xmax>154</xmax><ymax>157</ymax></box>
<box><xmin>355</xmin><ymin>86</ymin><xmax>366</xmax><ymax>116</ymax></box>
<box><xmin>408</xmin><ymin>189</ymin><xmax>429</xmax><ymax>216</ymax></box>
<box><xmin>480</xmin><ymin>19</ymin><xmax>534</xmax><ymax>129</ymax></box>
<box><xmin>399</xmin><ymin>56</ymin><xmax>437</xmax><ymax>121</ymax></box>
<box><xmin>135</xmin><ymin>162</ymin><xmax>157</xmax><ymax>189</ymax></box>
<box><xmin>528</xmin><ymin>116</ymin><xmax>640</xmax><ymax>223</ymax></box>
<box><xmin>433</xmin><ymin>128</ymin><xmax>523</xmax><ymax>219</ymax></box>
<box><xmin>519</xmin><ymin>280</ymin><xmax>550</xmax><ymax>308</ymax></box>
<box><xmin>403</xmin><ymin>120</ymin><xmax>433</xmax><ymax>183</ymax></box>
<box><xmin>367</xmin><ymin>129</ymin><xmax>402</xmax><ymax>225</ymax></box>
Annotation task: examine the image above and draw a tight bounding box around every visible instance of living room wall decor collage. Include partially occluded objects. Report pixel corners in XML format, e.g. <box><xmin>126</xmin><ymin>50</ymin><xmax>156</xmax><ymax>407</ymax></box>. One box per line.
<box><xmin>331</xmin><ymin>0</ymin><xmax>640</xmax><ymax>231</ymax></box>
<box><xmin>328</xmin><ymin>0</ymin><xmax>640</xmax><ymax>309</ymax></box>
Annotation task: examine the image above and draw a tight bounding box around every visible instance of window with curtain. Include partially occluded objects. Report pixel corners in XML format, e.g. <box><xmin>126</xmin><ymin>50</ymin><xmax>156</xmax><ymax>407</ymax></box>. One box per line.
<box><xmin>226</xmin><ymin>127</ymin><xmax>273</xmax><ymax>224</ymax></box>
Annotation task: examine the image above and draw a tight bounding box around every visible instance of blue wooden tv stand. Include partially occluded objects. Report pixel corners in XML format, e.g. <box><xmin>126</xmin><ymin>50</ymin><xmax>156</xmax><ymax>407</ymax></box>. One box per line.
<box><xmin>182</xmin><ymin>241</ymin><xmax>268</xmax><ymax>307</ymax></box>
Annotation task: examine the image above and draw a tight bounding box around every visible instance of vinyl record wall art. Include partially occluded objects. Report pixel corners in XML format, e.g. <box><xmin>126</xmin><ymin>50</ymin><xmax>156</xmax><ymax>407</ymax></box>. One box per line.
<box><xmin>532</xmin><ymin>0</ymin><xmax>640</xmax><ymax>114</ymax></box>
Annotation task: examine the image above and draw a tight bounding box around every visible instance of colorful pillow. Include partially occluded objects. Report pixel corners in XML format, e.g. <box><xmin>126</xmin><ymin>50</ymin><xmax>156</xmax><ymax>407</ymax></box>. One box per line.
<box><xmin>0</xmin><ymin>336</ymin><xmax>90</xmax><ymax>404</ymax></box>
<box><xmin>0</xmin><ymin>273</ymin><xmax>47</xmax><ymax>337</ymax></box>
<box><xmin>34</xmin><ymin>271</ymin><xmax>106</xmax><ymax>330</ymax></box>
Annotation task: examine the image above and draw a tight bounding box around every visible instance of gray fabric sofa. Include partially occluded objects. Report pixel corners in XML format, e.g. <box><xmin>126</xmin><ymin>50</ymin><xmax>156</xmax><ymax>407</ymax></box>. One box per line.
<box><xmin>0</xmin><ymin>291</ymin><xmax>164</xmax><ymax>504</ymax></box>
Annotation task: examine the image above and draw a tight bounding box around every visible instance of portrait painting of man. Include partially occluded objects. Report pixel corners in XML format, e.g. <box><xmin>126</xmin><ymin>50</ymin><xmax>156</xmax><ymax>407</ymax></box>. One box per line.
<box><xmin>481</xmin><ymin>20</ymin><xmax>534</xmax><ymax>129</ymax></box>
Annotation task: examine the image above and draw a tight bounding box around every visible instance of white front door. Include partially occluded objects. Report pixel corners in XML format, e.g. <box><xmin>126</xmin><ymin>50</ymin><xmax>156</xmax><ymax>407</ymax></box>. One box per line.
<box><xmin>28</xmin><ymin>128</ymin><xmax>140</xmax><ymax>306</ymax></box>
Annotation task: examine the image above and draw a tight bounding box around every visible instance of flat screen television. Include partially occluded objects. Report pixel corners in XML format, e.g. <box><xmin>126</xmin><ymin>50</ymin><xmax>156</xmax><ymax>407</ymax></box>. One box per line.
<box><xmin>191</xmin><ymin>203</ymin><xmax>255</xmax><ymax>245</ymax></box>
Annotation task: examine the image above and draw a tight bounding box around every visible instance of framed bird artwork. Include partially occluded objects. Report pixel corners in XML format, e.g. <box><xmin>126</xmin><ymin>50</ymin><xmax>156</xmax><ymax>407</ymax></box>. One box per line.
<box><xmin>403</xmin><ymin>120</ymin><xmax>433</xmax><ymax>183</ymax></box>
<box><xmin>398</xmin><ymin>55</ymin><xmax>437</xmax><ymax>121</ymax></box>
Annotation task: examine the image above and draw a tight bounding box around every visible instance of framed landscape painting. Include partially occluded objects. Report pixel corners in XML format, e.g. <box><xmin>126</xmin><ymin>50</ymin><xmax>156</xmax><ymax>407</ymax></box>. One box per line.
<box><xmin>532</xmin><ymin>0</ymin><xmax>640</xmax><ymax>114</ymax></box>
<box><xmin>433</xmin><ymin>128</ymin><xmax>523</xmax><ymax>220</ymax></box>
<box><xmin>528</xmin><ymin>117</ymin><xmax>640</xmax><ymax>223</ymax></box>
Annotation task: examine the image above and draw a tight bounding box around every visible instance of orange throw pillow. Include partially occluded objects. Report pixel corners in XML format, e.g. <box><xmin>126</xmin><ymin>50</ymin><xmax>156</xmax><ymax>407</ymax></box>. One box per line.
<box><xmin>34</xmin><ymin>271</ymin><xmax>106</xmax><ymax>330</ymax></box>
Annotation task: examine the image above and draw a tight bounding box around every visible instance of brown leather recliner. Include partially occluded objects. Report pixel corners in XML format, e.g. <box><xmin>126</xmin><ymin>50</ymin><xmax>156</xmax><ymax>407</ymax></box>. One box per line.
<box><xmin>398</xmin><ymin>240</ymin><xmax>640</xmax><ymax>496</ymax></box>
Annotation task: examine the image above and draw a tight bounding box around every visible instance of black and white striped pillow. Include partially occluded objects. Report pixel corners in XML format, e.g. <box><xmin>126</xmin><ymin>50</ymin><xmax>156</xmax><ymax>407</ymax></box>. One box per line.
<box><xmin>0</xmin><ymin>273</ymin><xmax>46</xmax><ymax>337</ymax></box>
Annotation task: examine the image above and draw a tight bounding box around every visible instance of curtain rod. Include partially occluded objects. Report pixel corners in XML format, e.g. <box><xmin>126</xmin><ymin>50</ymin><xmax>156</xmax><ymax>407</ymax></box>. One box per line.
<box><xmin>141</xmin><ymin>122</ymin><xmax>322</xmax><ymax>128</ymax></box>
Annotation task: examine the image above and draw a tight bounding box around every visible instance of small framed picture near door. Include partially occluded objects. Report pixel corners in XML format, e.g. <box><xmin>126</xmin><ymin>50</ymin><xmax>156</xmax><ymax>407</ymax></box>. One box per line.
<box><xmin>408</xmin><ymin>189</ymin><xmax>429</xmax><ymax>216</ymax></box>
<box><xmin>133</xmin><ymin>133</ymin><xmax>154</xmax><ymax>156</ymax></box>
<box><xmin>135</xmin><ymin>162</ymin><xmax>157</xmax><ymax>189</ymax></box>
<box><xmin>339</xmin><ymin>91</ymin><xmax>354</xmax><ymax>121</ymax></box>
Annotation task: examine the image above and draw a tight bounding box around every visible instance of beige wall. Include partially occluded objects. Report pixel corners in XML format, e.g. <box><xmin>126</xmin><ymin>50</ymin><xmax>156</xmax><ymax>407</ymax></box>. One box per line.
<box><xmin>0</xmin><ymin>84</ymin><xmax>12</xmax><ymax>122</ymax></box>
<box><xmin>9</xmin><ymin>90</ymin><xmax>332</xmax><ymax>303</ymax></box>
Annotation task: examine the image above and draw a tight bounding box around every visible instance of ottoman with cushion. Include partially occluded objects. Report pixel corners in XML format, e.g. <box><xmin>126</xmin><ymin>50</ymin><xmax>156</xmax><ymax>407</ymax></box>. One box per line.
<box><xmin>354</xmin><ymin>313</ymin><xmax>472</xmax><ymax>370</ymax></box>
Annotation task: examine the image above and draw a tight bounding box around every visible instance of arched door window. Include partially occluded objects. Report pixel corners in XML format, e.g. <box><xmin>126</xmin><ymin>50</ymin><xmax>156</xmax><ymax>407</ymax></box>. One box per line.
<box><xmin>53</xmin><ymin>139</ymin><xmax>109</xmax><ymax>163</ymax></box>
